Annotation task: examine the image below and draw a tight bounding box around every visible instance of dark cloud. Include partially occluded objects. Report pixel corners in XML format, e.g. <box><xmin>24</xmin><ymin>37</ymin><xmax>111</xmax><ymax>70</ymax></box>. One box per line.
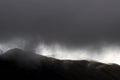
<box><xmin>0</xmin><ymin>0</ymin><xmax>120</xmax><ymax>46</ymax></box>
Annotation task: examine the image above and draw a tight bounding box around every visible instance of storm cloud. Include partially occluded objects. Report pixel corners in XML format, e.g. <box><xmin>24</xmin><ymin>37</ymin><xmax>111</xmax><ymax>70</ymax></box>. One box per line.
<box><xmin>0</xmin><ymin>0</ymin><xmax>120</xmax><ymax>64</ymax></box>
<box><xmin>0</xmin><ymin>0</ymin><xmax>120</xmax><ymax>45</ymax></box>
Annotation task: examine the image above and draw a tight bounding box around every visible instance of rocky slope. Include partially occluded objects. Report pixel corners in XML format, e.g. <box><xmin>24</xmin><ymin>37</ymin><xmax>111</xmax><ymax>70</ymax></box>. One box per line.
<box><xmin>0</xmin><ymin>48</ymin><xmax>120</xmax><ymax>80</ymax></box>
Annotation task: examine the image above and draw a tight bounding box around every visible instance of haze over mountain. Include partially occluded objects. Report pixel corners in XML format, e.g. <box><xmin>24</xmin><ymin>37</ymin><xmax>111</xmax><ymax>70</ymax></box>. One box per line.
<box><xmin>0</xmin><ymin>0</ymin><xmax>120</xmax><ymax>66</ymax></box>
<box><xmin>0</xmin><ymin>48</ymin><xmax>120</xmax><ymax>80</ymax></box>
<box><xmin>0</xmin><ymin>0</ymin><xmax>120</xmax><ymax>79</ymax></box>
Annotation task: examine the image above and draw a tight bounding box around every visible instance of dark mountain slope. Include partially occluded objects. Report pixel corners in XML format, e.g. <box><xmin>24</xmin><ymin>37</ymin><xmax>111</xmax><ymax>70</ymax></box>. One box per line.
<box><xmin>0</xmin><ymin>48</ymin><xmax>120</xmax><ymax>80</ymax></box>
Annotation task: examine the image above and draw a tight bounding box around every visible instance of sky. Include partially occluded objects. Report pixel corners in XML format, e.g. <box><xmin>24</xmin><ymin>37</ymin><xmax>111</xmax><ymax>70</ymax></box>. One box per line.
<box><xmin>0</xmin><ymin>0</ymin><xmax>120</xmax><ymax>64</ymax></box>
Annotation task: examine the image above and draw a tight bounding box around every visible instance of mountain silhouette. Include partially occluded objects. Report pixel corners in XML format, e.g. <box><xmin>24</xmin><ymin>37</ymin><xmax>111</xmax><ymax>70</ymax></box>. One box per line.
<box><xmin>0</xmin><ymin>48</ymin><xmax>120</xmax><ymax>80</ymax></box>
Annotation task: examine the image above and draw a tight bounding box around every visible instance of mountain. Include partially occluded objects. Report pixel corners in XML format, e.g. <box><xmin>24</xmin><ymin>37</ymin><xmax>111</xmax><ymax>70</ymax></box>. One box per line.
<box><xmin>0</xmin><ymin>48</ymin><xmax>120</xmax><ymax>80</ymax></box>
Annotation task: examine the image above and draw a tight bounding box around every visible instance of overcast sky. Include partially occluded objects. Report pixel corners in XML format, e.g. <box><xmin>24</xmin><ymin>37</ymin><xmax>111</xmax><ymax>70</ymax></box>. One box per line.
<box><xmin>0</xmin><ymin>0</ymin><xmax>120</xmax><ymax>47</ymax></box>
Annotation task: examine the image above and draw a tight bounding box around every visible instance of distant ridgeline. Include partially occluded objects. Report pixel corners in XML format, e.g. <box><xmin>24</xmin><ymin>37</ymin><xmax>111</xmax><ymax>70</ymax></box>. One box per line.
<box><xmin>0</xmin><ymin>48</ymin><xmax>120</xmax><ymax>80</ymax></box>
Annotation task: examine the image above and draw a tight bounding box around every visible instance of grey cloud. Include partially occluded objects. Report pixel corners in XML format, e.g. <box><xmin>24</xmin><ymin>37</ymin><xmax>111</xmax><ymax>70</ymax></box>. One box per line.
<box><xmin>0</xmin><ymin>0</ymin><xmax>120</xmax><ymax>46</ymax></box>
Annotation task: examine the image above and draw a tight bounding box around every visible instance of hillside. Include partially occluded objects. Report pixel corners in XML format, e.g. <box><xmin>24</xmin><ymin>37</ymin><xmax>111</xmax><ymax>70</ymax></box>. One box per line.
<box><xmin>0</xmin><ymin>48</ymin><xmax>120</xmax><ymax>80</ymax></box>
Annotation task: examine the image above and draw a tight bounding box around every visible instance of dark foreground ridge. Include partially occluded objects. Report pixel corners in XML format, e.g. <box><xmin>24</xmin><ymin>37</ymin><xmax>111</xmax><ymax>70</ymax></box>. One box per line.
<box><xmin>0</xmin><ymin>48</ymin><xmax>120</xmax><ymax>80</ymax></box>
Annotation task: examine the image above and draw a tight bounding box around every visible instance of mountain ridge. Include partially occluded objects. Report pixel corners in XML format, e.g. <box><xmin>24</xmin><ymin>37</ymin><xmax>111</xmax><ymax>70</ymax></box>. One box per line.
<box><xmin>0</xmin><ymin>48</ymin><xmax>120</xmax><ymax>80</ymax></box>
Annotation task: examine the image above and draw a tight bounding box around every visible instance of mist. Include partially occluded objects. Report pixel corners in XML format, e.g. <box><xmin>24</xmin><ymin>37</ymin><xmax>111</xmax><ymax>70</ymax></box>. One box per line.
<box><xmin>35</xmin><ymin>42</ymin><xmax>120</xmax><ymax>65</ymax></box>
<box><xmin>1</xmin><ymin>0</ymin><xmax>120</xmax><ymax>65</ymax></box>
<box><xmin>0</xmin><ymin>38</ymin><xmax>120</xmax><ymax>65</ymax></box>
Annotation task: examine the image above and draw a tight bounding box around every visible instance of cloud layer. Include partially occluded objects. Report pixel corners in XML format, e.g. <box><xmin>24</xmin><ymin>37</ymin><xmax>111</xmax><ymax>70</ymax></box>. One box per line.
<box><xmin>0</xmin><ymin>0</ymin><xmax>120</xmax><ymax>46</ymax></box>
<box><xmin>0</xmin><ymin>0</ymin><xmax>120</xmax><ymax>64</ymax></box>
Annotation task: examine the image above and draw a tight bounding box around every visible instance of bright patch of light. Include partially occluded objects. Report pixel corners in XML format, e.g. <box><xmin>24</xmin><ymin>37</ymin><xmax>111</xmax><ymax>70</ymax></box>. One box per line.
<box><xmin>36</xmin><ymin>43</ymin><xmax>120</xmax><ymax>65</ymax></box>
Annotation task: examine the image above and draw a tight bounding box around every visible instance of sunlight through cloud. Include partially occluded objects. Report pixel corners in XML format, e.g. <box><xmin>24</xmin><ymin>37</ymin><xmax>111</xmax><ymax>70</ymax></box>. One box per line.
<box><xmin>36</xmin><ymin>43</ymin><xmax>120</xmax><ymax>65</ymax></box>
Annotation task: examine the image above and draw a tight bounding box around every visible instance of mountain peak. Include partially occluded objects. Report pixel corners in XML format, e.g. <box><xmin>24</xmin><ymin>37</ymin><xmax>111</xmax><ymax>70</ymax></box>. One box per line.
<box><xmin>0</xmin><ymin>48</ymin><xmax>43</xmax><ymax>64</ymax></box>
<box><xmin>0</xmin><ymin>49</ymin><xmax>120</xmax><ymax>80</ymax></box>
<box><xmin>0</xmin><ymin>48</ymin><xmax>27</xmax><ymax>58</ymax></box>
<box><xmin>5</xmin><ymin>48</ymin><xmax>24</xmax><ymax>54</ymax></box>
<box><xmin>0</xmin><ymin>48</ymin><xmax>56</xmax><ymax>66</ymax></box>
